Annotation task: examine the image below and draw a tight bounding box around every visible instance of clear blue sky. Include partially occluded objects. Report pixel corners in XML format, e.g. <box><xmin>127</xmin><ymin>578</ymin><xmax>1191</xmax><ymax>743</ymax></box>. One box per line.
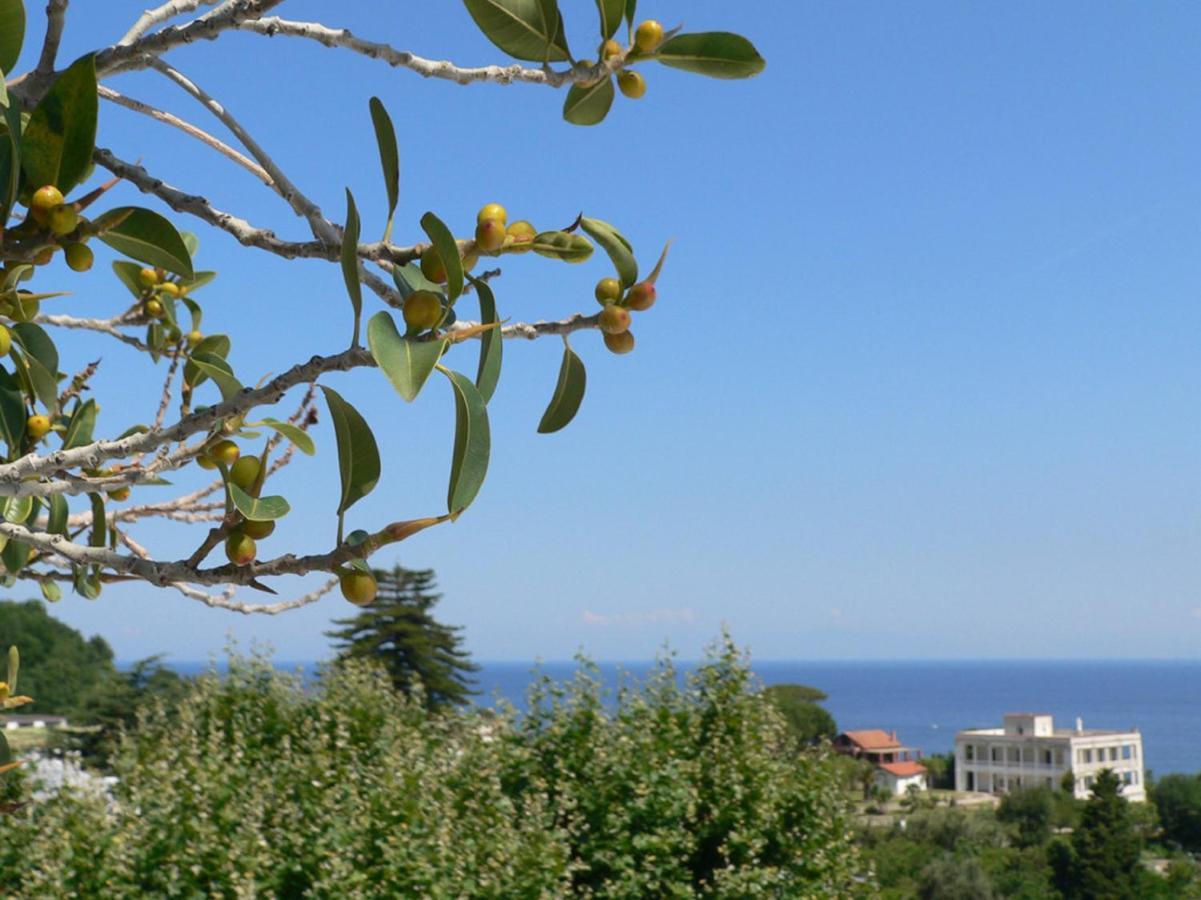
<box><xmin>8</xmin><ymin>2</ymin><xmax>1201</xmax><ymax>662</ymax></box>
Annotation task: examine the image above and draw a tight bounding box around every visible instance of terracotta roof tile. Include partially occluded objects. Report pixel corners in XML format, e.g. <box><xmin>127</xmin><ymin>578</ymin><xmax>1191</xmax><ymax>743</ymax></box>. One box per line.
<box><xmin>841</xmin><ymin>729</ymin><xmax>901</xmax><ymax>750</ymax></box>
<box><xmin>879</xmin><ymin>761</ymin><xmax>926</xmax><ymax>778</ymax></box>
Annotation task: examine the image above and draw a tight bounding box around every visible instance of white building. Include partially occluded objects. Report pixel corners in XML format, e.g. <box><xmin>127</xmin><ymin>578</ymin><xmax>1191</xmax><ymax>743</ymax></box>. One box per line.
<box><xmin>876</xmin><ymin>760</ymin><xmax>928</xmax><ymax>797</ymax></box>
<box><xmin>955</xmin><ymin>713</ymin><xmax>1145</xmax><ymax>802</ymax></box>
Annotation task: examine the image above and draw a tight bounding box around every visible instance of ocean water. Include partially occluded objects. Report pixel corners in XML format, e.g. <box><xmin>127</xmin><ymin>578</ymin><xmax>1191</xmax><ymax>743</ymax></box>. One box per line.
<box><xmin>160</xmin><ymin>659</ymin><xmax>1201</xmax><ymax>776</ymax></box>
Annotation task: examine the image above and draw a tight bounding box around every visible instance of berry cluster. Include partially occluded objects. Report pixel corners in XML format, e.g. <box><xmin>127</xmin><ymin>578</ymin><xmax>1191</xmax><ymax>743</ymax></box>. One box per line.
<box><xmin>594</xmin><ymin>277</ymin><xmax>657</xmax><ymax>355</ymax></box>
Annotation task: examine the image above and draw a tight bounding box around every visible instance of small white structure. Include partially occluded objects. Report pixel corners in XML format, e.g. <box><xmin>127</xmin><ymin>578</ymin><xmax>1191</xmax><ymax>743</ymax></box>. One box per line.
<box><xmin>876</xmin><ymin>760</ymin><xmax>928</xmax><ymax>797</ymax></box>
<box><xmin>4</xmin><ymin>714</ymin><xmax>67</xmax><ymax>730</ymax></box>
<box><xmin>955</xmin><ymin>713</ymin><xmax>1145</xmax><ymax>802</ymax></box>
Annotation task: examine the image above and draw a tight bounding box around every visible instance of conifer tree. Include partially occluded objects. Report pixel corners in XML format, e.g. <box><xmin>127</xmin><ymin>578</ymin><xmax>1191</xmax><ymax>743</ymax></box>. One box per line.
<box><xmin>326</xmin><ymin>565</ymin><xmax>477</xmax><ymax>708</ymax></box>
<box><xmin>1050</xmin><ymin>768</ymin><xmax>1144</xmax><ymax>899</ymax></box>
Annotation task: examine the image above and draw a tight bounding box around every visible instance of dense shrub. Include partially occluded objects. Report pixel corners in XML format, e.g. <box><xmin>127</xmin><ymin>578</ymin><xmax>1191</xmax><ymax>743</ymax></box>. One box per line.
<box><xmin>0</xmin><ymin>639</ymin><xmax>863</xmax><ymax>897</ymax></box>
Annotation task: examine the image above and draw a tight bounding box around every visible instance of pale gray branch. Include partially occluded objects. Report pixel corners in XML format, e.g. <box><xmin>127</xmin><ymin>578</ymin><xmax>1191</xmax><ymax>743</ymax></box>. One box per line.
<box><xmin>117</xmin><ymin>0</ymin><xmax>223</xmax><ymax>46</ymax></box>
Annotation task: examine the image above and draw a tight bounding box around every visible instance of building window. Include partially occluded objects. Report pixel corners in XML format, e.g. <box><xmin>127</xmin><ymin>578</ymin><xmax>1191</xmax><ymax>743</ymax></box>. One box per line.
<box><xmin>1122</xmin><ymin>745</ymin><xmax>1132</xmax><ymax>760</ymax></box>
<box><xmin>1054</xmin><ymin>749</ymin><xmax>1065</xmax><ymax>767</ymax></box>
<box><xmin>965</xmin><ymin>744</ymin><xmax>974</xmax><ymax>761</ymax></box>
<box><xmin>1043</xmin><ymin>750</ymin><xmax>1052</xmax><ymax>766</ymax></box>
<box><xmin>1082</xmin><ymin>749</ymin><xmax>1092</xmax><ymax>764</ymax></box>
<box><xmin>992</xmin><ymin>747</ymin><xmax>1001</xmax><ymax>763</ymax></box>
<box><xmin>1109</xmin><ymin>747</ymin><xmax>1118</xmax><ymax>762</ymax></box>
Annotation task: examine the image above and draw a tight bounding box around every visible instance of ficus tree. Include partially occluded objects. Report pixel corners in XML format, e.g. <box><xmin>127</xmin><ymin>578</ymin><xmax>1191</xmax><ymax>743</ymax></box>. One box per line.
<box><xmin>0</xmin><ymin>1</ymin><xmax>763</xmax><ymax>612</ymax></box>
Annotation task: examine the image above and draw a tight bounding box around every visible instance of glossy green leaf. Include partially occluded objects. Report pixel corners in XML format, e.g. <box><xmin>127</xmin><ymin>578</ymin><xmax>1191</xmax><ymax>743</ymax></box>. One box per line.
<box><xmin>0</xmin><ymin>0</ymin><xmax>25</xmax><ymax>75</ymax></box>
<box><xmin>2</xmin><ymin>495</ymin><xmax>30</xmax><ymax>524</ymax></box>
<box><xmin>227</xmin><ymin>481</ymin><xmax>290</xmax><ymax>522</ymax></box>
<box><xmin>462</xmin><ymin>0</ymin><xmax>570</xmax><ymax>62</ymax></box>
<box><xmin>368</xmin><ymin>97</ymin><xmax>399</xmax><ymax>242</ymax></box>
<box><xmin>392</xmin><ymin>263</ymin><xmax>444</xmax><ymax>301</ymax></box>
<box><xmin>440</xmin><ymin>367</ymin><xmax>491</xmax><ymax>514</ymax></box>
<box><xmin>580</xmin><ymin>216</ymin><xmax>637</xmax><ymax>286</ymax></box>
<box><xmin>94</xmin><ymin>207</ymin><xmax>194</xmax><ymax>279</ymax></box>
<box><xmin>563</xmin><ymin>76</ymin><xmax>615</xmax><ymax>126</ymax></box>
<box><xmin>594</xmin><ymin>0</ymin><xmax>624</xmax><ymax>39</ymax></box>
<box><xmin>0</xmin><ymin>101</ymin><xmax>21</xmax><ymax>223</ymax></box>
<box><xmin>467</xmin><ymin>274</ymin><xmax>503</xmax><ymax>403</ymax></box>
<box><xmin>655</xmin><ymin>32</ymin><xmax>766</xmax><ymax>79</ymax></box>
<box><xmin>88</xmin><ymin>492</ymin><xmax>105</xmax><ymax>549</ymax></box>
<box><xmin>181</xmin><ymin>270</ymin><xmax>216</xmax><ymax>293</ymax></box>
<box><xmin>420</xmin><ymin>211</ymin><xmax>463</xmax><ymax>303</ymax></box>
<box><xmin>1</xmin><ymin>535</ymin><xmax>28</xmax><ymax>576</ymax></box>
<box><xmin>188</xmin><ymin>351</ymin><xmax>242</xmax><ymax>401</ymax></box>
<box><xmin>532</xmin><ymin>230</ymin><xmax>594</xmax><ymax>263</ymax></box>
<box><xmin>47</xmin><ymin>493</ymin><xmax>67</xmax><ymax>535</ymax></box>
<box><xmin>12</xmin><ymin>345</ymin><xmax>56</xmax><ymax>411</ymax></box>
<box><xmin>341</xmin><ymin>188</ymin><xmax>362</xmax><ymax>343</ymax></box>
<box><xmin>183</xmin><ymin>334</ymin><xmax>230</xmax><ymax>389</ymax></box>
<box><xmin>12</xmin><ymin>322</ymin><xmax>58</xmax><ymax>376</ymax></box>
<box><xmin>256</xmin><ymin>418</ymin><xmax>316</xmax><ymax>455</ymax></box>
<box><xmin>111</xmin><ymin>260</ymin><xmax>147</xmax><ymax>297</ymax></box>
<box><xmin>0</xmin><ymin>366</ymin><xmax>24</xmax><ymax>451</ymax></box>
<box><xmin>538</xmin><ymin>341</ymin><xmax>587</xmax><ymax>433</ymax></box>
<box><xmin>321</xmin><ymin>385</ymin><xmax>380</xmax><ymax>516</ymax></box>
<box><xmin>180</xmin><ymin>296</ymin><xmax>202</xmax><ymax>331</ymax></box>
<box><xmin>624</xmin><ymin>0</ymin><xmax>637</xmax><ymax>30</ymax></box>
<box><xmin>20</xmin><ymin>53</ymin><xmax>97</xmax><ymax>193</ymax></box>
<box><xmin>367</xmin><ymin>310</ymin><xmax>445</xmax><ymax>403</ymax></box>
<box><xmin>62</xmin><ymin>398</ymin><xmax>96</xmax><ymax>450</ymax></box>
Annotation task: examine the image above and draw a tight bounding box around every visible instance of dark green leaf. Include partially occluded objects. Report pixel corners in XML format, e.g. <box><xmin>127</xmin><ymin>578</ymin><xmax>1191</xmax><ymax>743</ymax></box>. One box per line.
<box><xmin>111</xmin><ymin>260</ymin><xmax>147</xmax><ymax>297</ymax></box>
<box><xmin>420</xmin><ymin>211</ymin><xmax>463</xmax><ymax>303</ymax></box>
<box><xmin>0</xmin><ymin>366</ymin><xmax>24</xmax><ymax>452</ymax></box>
<box><xmin>20</xmin><ymin>54</ymin><xmax>97</xmax><ymax>193</ymax></box>
<box><xmin>2</xmin><ymin>495</ymin><xmax>30</xmax><ymax>524</ymax></box>
<box><xmin>624</xmin><ymin>0</ymin><xmax>637</xmax><ymax>30</ymax></box>
<box><xmin>12</xmin><ymin>322</ymin><xmax>58</xmax><ymax>375</ymax></box>
<box><xmin>440</xmin><ymin>367</ymin><xmax>491</xmax><ymax>514</ymax></box>
<box><xmin>655</xmin><ymin>32</ymin><xmax>766</xmax><ymax>79</ymax></box>
<box><xmin>462</xmin><ymin>0</ymin><xmax>570</xmax><ymax>62</ymax></box>
<box><xmin>321</xmin><ymin>386</ymin><xmax>380</xmax><ymax>516</ymax></box>
<box><xmin>88</xmin><ymin>492</ymin><xmax>105</xmax><ymax>549</ymax></box>
<box><xmin>62</xmin><ymin>398</ymin><xmax>96</xmax><ymax>449</ymax></box>
<box><xmin>256</xmin><ymin>418</ymin><xmax>316</xmax><ymax>455</ymax></box>
<box><xmin>594</xmin><ymin>0</ymin><xmax>624</xmax><ymax>39</ymax></box>
<box><xmin>341</xmin><ymin>188</ymin><xmax>362</xmax><ymax>341</ymax></box>
<box><xmin>532</xmin><ymin>230</ymin><xmax>594</xmax><ymax>263</ymax></box>
<box><xmin>47</xmin><ymin>493</ymin><xmax>67</xmax><ymax>535</ymax></box>
<box><xmin>0</xmin><ymin>100</ymin><xmax>21</xmax><ymax>223</ymax></box>
<box><xmin>12</xmin><ymin>346</ymin><xmax>57</xmax><ymax>411</ymax></box>
<box><xmin>94</xmin><ymin>207</ymin><xmax>194</xmax><ymax>278</ymax></box>
<box><xmin>0</xmin><ymin>0</ymin><xmax>25</xmax><ymax>75</ymax></box>
<box><xmin>182</xmin><ymin>334</ymin><xmax>230</xmax><ymax>389</ymax></box>
<box><xmin>180</xmin><ymin>296</ymin><xmax>202</xmax><ymax>331</ymax></box>
<box><xmin>392</xmin><ymin>263</ymin><xmax>444</xmax><ymax>301</ymax></box>
<box><xmin>368</xmin><ymin>98</ymin><xmax>399</xmax><ymax>242</ymax></box>
<box><xmin>538</xmin><ymin>341</ymin><xmax>587</xmax><ymax>433</ymax></box>
<box><xmin>367</xmin><ymin>310</ymin><xmax>445</xmax><ymax>403</ymax></box>
<box><xmin>468</xmin><ymin>274</ymin><xmax>503</xmax><ymax>403</ymax></box>
<box><xmin>580</xmin><ymin>216</ymin><xmax>637</xmax><ymax>285</ymax></box>
<box><xmin>188</xmin><ymin>351</ymin><xmax>242</xmax><ymax>401</ymax></box>
<box><xmin>227</xmin><ymin>481</ymin><xmax>290</xmax><ymax>522</ymax></box>
<box><xmin>563</xmin><ymin>76</ymin><xmax>615</xmax><ymax>126</ymax></box>
<box><xmin>1</xmin><ymin>536</ymin><xmax>28</xmax><ymax>576</ymax></box>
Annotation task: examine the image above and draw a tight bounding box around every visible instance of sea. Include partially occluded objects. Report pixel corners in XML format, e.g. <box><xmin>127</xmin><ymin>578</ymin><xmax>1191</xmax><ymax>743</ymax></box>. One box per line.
<box><xmin>158</xmin><ymin>659</ymin><xmax>1201</xmax><ymax>777</ymax></box>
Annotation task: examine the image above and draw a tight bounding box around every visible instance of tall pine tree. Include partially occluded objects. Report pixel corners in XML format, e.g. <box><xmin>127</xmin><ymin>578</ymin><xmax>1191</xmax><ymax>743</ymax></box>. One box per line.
<box><xmin>326</xmin><ymin>565</ymin><xmax>478</xmax><ymax>708</ymax></box>
<box><xmin>1049</xmin><ymin>768</ymin><xmax>1144</xmax><ymax>899</ymax></box>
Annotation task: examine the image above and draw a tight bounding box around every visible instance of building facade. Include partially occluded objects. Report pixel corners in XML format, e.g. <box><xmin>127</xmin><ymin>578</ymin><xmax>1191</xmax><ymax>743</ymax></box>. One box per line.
<box><xmin>955</xmin><ymin>713</ymin><xmax>1145</xmax><ymax>802</ymax></box>
<box><xmin>834</xmin><ymin>729</ymin><xmax>928</xmax><ymax>797</ymax></box>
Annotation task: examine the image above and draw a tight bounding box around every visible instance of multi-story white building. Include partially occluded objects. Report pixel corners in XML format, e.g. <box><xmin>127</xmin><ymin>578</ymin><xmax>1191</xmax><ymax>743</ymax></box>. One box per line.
<box><xmin>955</xmin><ymin>713</ymin><xmax>1145</xmax><ymax>802</ymax></box>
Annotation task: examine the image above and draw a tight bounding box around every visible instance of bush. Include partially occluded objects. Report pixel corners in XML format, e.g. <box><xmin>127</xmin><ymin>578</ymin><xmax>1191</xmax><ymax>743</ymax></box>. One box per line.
<box><xmin>0</xmin><ymin>639</ymin><xmax>863</xmax><ymax>897</ymax></box>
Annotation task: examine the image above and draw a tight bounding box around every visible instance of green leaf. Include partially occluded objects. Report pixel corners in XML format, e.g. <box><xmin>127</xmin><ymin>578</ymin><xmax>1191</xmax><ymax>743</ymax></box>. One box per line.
<box><xmin>655</xmin><ymin>32</ymin><xmax>766</xmax><ymax>79</ymax></box>
<box><xmin>0</xmin><ymin>100</ymin><xmax>21</xmax><ymax>223</ymax></box>
<box><xmin>94</xmin><ymin>207</ymin><xmax>194</xmax><ymax>279</ymax></box>
<box><xmin>47</xmin><ymin>493</ymin><xmax>67</xmax><ymax>535</ymax></box>
<box><xmin>580</xmin><ymin>216</ymin><xmax>637</xmax><ymax>286</ymax></box>
<box><xmin>88</xmin><ymin>492</ymin><xmax>105</xmax><ymax>549</ymax></box>
<box><xmin>440</xmin><ymin>367</ymin><xmax>491</xmax><ymax>514</ymax></box>
<box><xmin>12</xmin><ymin>345</ymin><xmax>57</xmax><ymax>412</ymax></box>
<box><xmin>181</xmin><ymin>271</ymin><xmax>216</xmax><ymax>293</ymax></box>
<box><xmin>256</xmin><ymin>418</ymin><xmax>316</xmax><ymax>455</ymax></box>
<box><xmin>341</xmin><ymin>188</ymin><xmax>362</xmax><ymax>344</ymax></box>
<box><xmin>182</xmin><ymin>334</ymin><xmax>230</xmax><ymax>389</ymax></box>
<box><xmin>0</xmin><ymin>0</ymin><xmax>25</xmax><ymax>75</ymax></box>
<box><xmin>180</xmin><ymin>230</ymin><xmax>199</xmax><ymax>259</ymax></box>
<box><xmin>39</xmin><ymin>579</ymin><xmax>61</xmax><ymax>602</ymax></box>
<box><xmin>368</xmin><ymin>98</ymin><xmax>399</xmax><ymax>243</ymax></box>
<box><xmin>180</xmin><ymin>296</ymin><xmax>202</xmax><ymax>331</ymax></box>
<box><xmin>624</xmin><ymin>0</ymin><xmax>637</xmax><ymax>31</ymax></box>
<box><xmin>462</xmin><ymin>0</ymin><xmax>570</xmax><ymax>62</ymax></box>
<box><xmin>227</xmin><ymin>481</ymin><xmax>290</xmax><ymax>522</ymax></box>
<box><xmin>62</xmin><ymin>398</ymin><xmax>96</xmax><ymax>449</ymax></box>
<box><xmin>1</xmin><ymin>536</ymin><xmax>28</xmax><ymax>576</ymax></box>
<box><xmin>538</xmin><ymin>341</ymin><xmax>587</xmax><ymax>433</ymax></box>
<box><xmin>20</xmin><ymin>53</ymin><xmax>97</xmax><ymax>193</ymax></box>
<box><xmin>531</xmin><ymin>230</ymin><xmax>594</xmax><ymax>263</ymax></box>
<box><xmin>367</xmin><ymin>310</ymin><xmax>445</xmax><ymax>403</ymax></box>
<box><xmin>468</xmin><ymin>274</ymin><xmax>503</xmax><ymax>403</ymax></box>
<box><xmin>12</xmin><ymin>322</ymin><xmax>58</xmax><ymax>376</ymax></box>
<box><xmin>392</xmin><ymin>263</ymin><xmax>444</xmax><ymax>301</ymax></box>
<box><xmin>2</xmin><ymin>495</ymin><xmax>31</xmax><ymax>524</ymax></box>
<box><xmin>420</xmin><ymin>211</ymin><xmax>463</xmax><ymax>303</ymax></box>
<box><xmin>0</xmin><ymin>366</ymin><xmax>24</xmax><ymax>451</ymax></box>
<box><xmin>594</xmin><ymin>0</ymin><xmax>624</xmax><ymax>40</ymax></box>
<box><xmin>111</xmin><ymin>260</ymin><xmax>147</xmax><ymax>297</ymax></box>
<box><xmin>188</xmin><ymin>351</ymin><xmax>242</xmax><ymax>401</ymax></box>
<box><xmin>563</xmin><ymin>76</ymin><xmax>615</xmax><ymax>126</ymax></box>
<box><xmin>321</xmin><ymin>386</ymin><xmax>380</xmax><ymax>516</ymax></box>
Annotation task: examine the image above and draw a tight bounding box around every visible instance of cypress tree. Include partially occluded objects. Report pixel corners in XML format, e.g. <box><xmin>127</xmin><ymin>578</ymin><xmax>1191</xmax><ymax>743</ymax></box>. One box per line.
<box><xmin>1051</xmin><ymin>768</ymin><xmax>1144</xmax><ymax>899</ymax></box>
<box><xmin>326</xmin><ymin>565</ymin><xmax>478</xmax><ymax>708</ymax></box>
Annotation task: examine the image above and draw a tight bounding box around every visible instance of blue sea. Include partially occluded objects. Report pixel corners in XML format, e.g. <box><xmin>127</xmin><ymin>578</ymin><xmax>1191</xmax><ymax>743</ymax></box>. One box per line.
<box><xmin>159</xmin><ymin>659</ymin><xmax>1201</xmax><ymax>776</ymax></box>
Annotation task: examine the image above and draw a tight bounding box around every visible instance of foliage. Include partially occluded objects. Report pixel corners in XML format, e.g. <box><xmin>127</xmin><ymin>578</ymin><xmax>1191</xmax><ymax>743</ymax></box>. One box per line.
<box><xmin>0</xmin><ymin>599</ymin><xmax>112</xmax><ymax>715</ymax></box>
<box><xmin>1051</xmin><ymin>769</ymin><xmax>1144</xmax><ymax>899</ymax></box>
<box><xmin>1153</xmin><ymin>773</ymin><xmax>1201</xmax><ymax>851</ymax></box>
<box><xmin>0</xmin><ymin>1</ymin><xmax>765</xmax><ymax>611</ymax></box>
<box><xmin>0</xmin><ymin>638</ymin><xmax>864</xmax><ymax>897</ymax></box>
<box><xmin>326</xmin><ymin>564</ymin><xmax>478</xmax><ymax>709</ymax></box>
<box><xmin>997</xmin><ymin>787</ymin><xmax>1054</xmax><ymax>849</ymax></box>
<box><xmin>917</xmin><ymin>853</ymin><xmax>996</xmax><ymax>900</ymax></box>
<box><xmin>762</xmin><ymin>682</ymin><xmax>837</xmax><ymax>745</ymax></box>
<box><xmin>922</xmin><ymin>751</ymin><xmax>955</xmax><ymax>790</ymax></box>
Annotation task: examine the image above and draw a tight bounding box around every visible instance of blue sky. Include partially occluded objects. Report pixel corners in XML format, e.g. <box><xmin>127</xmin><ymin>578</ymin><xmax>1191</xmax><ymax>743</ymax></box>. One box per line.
<box><xmin>7</xmin><ymin>1</ymin><xmax>1201</xmax><ymax>661</ymax></box>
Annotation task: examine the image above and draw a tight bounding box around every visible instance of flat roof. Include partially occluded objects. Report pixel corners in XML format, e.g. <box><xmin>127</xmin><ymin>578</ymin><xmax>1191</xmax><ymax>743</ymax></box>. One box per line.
<box><xmin>957</xmin><ymin>727</ymin><xmax>1138</xmax><ymax>738</ymax></box>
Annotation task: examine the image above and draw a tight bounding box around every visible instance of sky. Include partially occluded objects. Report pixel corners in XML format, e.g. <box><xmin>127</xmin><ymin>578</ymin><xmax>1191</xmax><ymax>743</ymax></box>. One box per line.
<box><xmin>4</xmin><ymin>1</ymin><xmax>1200</xmax><ymax>662</ymax></box>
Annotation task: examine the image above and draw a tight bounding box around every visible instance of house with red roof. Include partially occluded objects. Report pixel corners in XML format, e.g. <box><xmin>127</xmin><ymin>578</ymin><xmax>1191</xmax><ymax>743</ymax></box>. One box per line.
<box><xmin>833</xmin><ymin>729</ymin><xmax>928</xmax><ymax>797</ymax></box>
